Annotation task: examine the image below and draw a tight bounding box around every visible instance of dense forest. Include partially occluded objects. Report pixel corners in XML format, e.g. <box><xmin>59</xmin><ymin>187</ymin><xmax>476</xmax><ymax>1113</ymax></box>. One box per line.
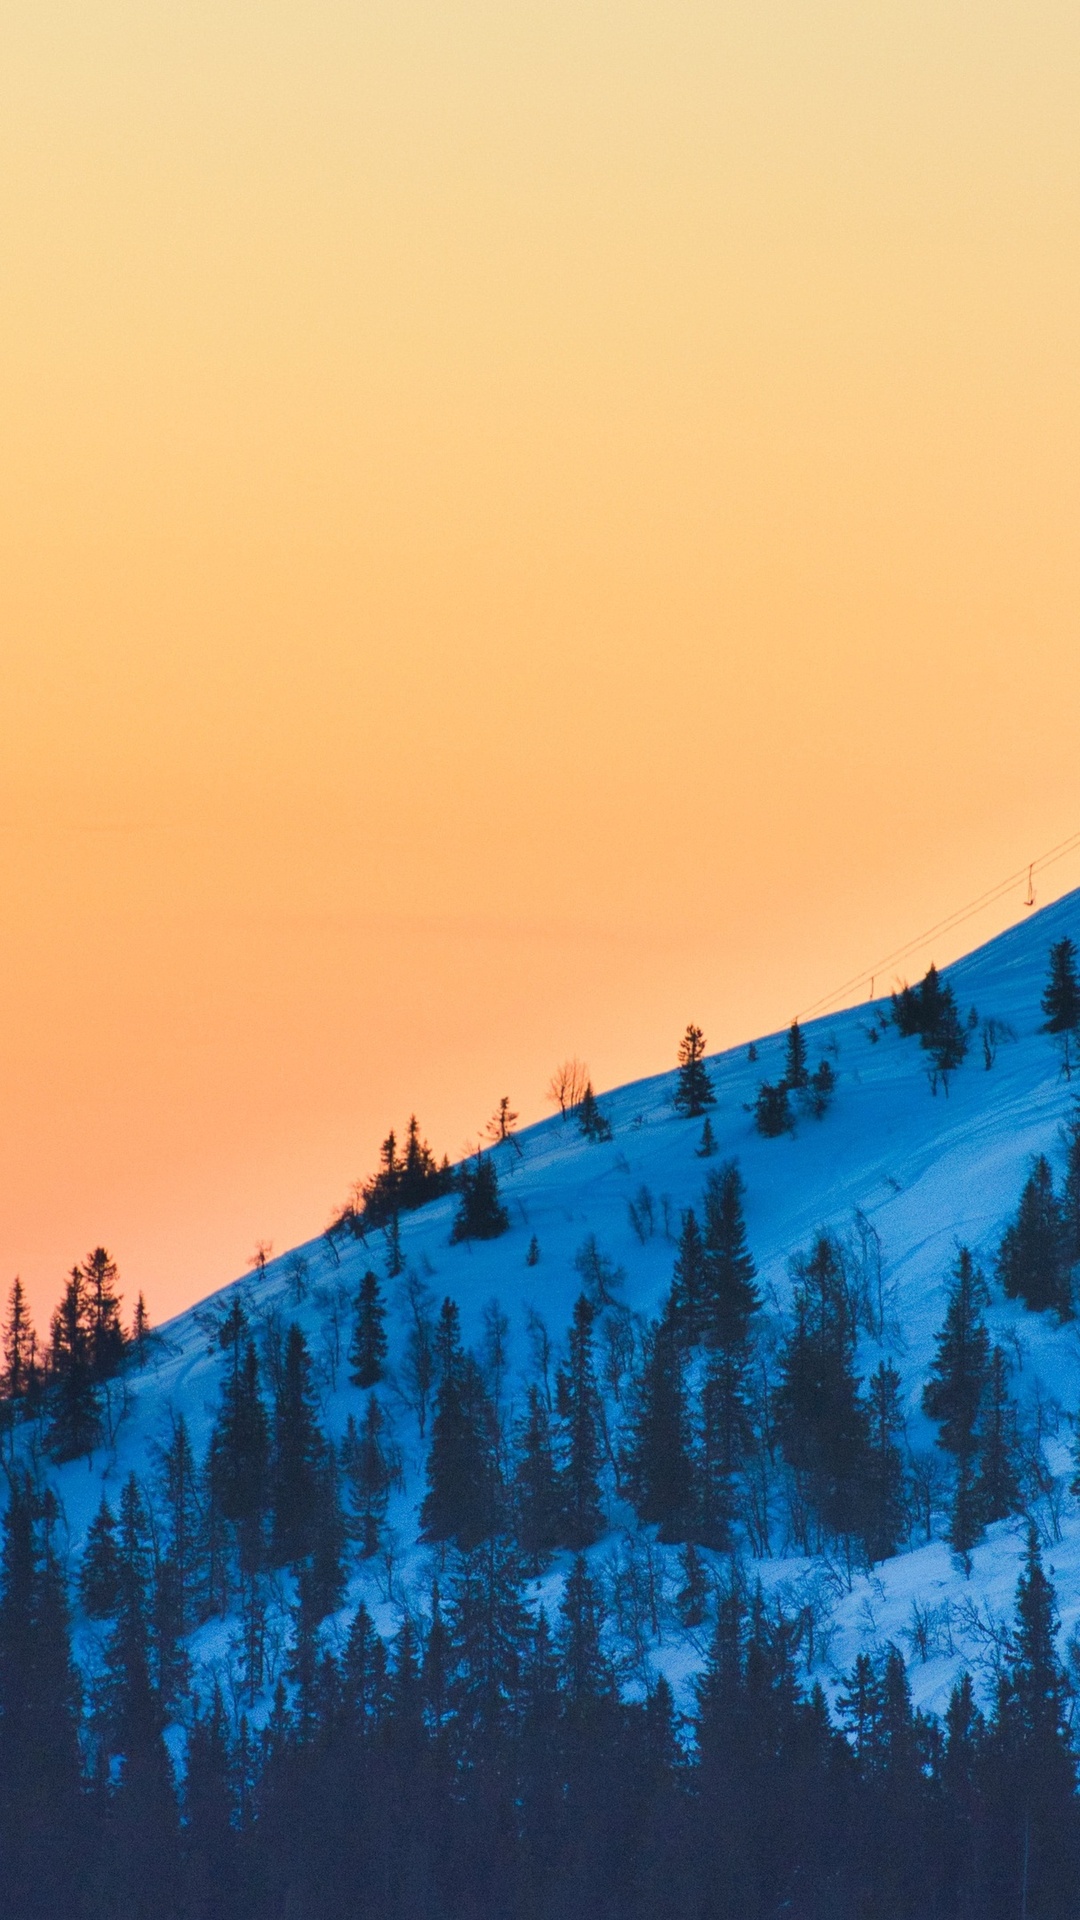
<box><xmin>4</xmin><ymin>935</ymin><xmax>1080</xmax><ymax>1916</ymax></box>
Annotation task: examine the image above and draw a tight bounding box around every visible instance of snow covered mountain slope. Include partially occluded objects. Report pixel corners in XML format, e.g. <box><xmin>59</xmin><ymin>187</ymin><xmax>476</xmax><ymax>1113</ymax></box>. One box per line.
<box><xmin>46</xmin><ymin>885</ymin><xmax>1080</xmax><ymax>1720</ymax></box>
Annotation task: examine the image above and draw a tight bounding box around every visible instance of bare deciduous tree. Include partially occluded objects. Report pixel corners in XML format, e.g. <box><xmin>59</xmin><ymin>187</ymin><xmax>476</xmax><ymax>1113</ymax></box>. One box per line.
<box><xmin>546</xmin><ymin>1058</ymin><xmax>590</xmax><ymax>1118</ymax></box>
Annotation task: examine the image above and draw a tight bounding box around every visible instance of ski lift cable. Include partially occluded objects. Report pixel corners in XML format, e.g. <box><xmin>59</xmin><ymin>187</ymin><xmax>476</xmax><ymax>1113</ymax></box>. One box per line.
<box><xmin>796</xmin><ymin>827</ymin><xmax>1080</xmax><ymax>1023</ymax></box>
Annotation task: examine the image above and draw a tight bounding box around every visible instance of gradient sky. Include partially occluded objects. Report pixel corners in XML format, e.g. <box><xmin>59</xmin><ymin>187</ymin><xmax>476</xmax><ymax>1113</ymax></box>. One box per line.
<box><xmin>2</xmin><ymin>0</ymin><xmax>1079</xmax><ymax>1333</ymax></box>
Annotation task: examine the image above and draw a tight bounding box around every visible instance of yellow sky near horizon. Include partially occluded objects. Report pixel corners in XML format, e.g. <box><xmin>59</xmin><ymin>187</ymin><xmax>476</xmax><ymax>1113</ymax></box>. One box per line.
<box><xmin>2</xmin><ymin>0</ymin><xmax>1079</xmax><ymax>1331</ymax></box>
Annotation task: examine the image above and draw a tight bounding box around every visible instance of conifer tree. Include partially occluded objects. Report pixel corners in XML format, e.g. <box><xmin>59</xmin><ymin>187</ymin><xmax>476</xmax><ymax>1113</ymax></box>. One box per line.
<box><xmin>450</xmin><ymin>1153</ymin><xmax>510</xmax><ymax>1243</ymax></box>
<box><xmin>1062</xmin><ymin>1103</ymin><xmax>1080</xmax><ymax>1264</ymax></box>
<box><xmin>696</xmin><ymin>1116</ymin><xmax>717</xmax><ymax>1157</ymax></box>
<box><xmin>986</xmin><ymin>1529</ymin><xmax>1078</xmax><ymax>1915</ymax></box>
<box><xmin>558</xmin><ymin>1554</ymin><xmax>612</xmax><ymax>1709</ymax></box>
<box><xmin>924</xmin><ymin>984</ymin><xmax>969</xmax><ymax>1095</ymax></box>
<box><xmin>673</xmin><ymin>1024</ymin><xmax>715</xmax><ymax>1118</ymax></box>
<box><xmin>997</xmin><ymin>1154</ymin><xmax>1071</xmax><ymax>1315</ymax></box>
<box><xmin>184</xmin><ymin>1685</ymin><xmax>240</xmax><ymax>1920</ymax></box>
<box><xmin>701</xmin><ymin>1162</ymin><xmax>761</xmax><ymax>1350</ymax></box>
<box><xmin>775</xmin><ymin>1235</ymin><xmax>869</xmax><ymax>1545</ymax></box>
<box><xmin>576</xmin><ymin>1082</ymin><xmax>613</xmax><ymax>1141</ymax></box>
<box><xmin>209</xmin><ymin>1335</ymin><xmax>270</xmax><ymax>1580</ymax></box>
<box><xmin>754</xmin><ymin>1080</ymin><xmax>793</xmax><ymax>1137</ymax></box>
<box><xmin>342</xmin><ymin>1395</ymin><xmax>397</xmax><ymax>1557</ymax></box>
<box><xmin>131</xmin><ymin>1293</ymin><xmax>151</xmax><ymax>1365</ymax></box>
<box><xmin>308</xmin><ymin>1441</ymin><xmax>348</xmax><ymax>1619</ymax></box>
<box><xmin>348</xmin><ymin>1268</ymin><xmax>388</xmax><ymax>1389</ymax></box>
<box><xmin>922</xmin><ymin>1247</ymin><xmax>992</xmax><ymax>1455</ymax></box>
<box><xmin>626</xmin><ymin>1316</ymin><xmax>694</xmax><ymax>1541</ymax></box>
<box><xmin>2</xmin><ymin>1277</ymin><xmax>34</xmax><ymax>1404</ymax></box>
<box><xmin>556</xmin><ymin>1294</ymin><xmax>605</xmax><ymax>1549</ymax></box>
<box><xmin>47</xmin><ymin>1266</ymin><xmax>102</xmax><ymax>1461</ymax></box>
<box><xmin>668</xmin><ymin>1208</ymin><xmax>707</xmax><ymax>1344</ymax></box>
<box><xmin>808</xmin><ymin>1058</ymin><xmax>835</xmax><ymax>1118</ymax></box>
<box><xmin>421</xmin><ymin>1300</ymin><xmax>499</xmax><ymax>1547</ymax></box>
<box><xmin>80</xmin><ymin>1493</ymin><xmax>123</xmax><ymax>1618</ymax></box>
<box><xmin>0</xmin><ymin>1478</ymin><xmax>85</xmax><ymax>1920</ymax></box>
<box><xmin>513</xmin><ymin>1383</ymin><xmax>561</xmax><ymax>1569</ymax></box>
<box><xmin>153</xmin><ymin>1412</ymin><xmax>203</xmax><ymax>1636</ymax></box>
<box><xmin>84</xmin><ymin>1246</ymin><xmax>126</xmax><ymax>1381</ymax></box>
<box><xmin>270</xmin><ymin>1323</ymin><xmax>324</xmax><ymax>1566</ymax></box>
<box><xmin>862</xmin><ymin>1361</ymin><xmax>906</xmax><ymax>1562</ymax></box>
<box><xmin>975</xmin><ymin>1345</ymin><xmax>1021</xmax><ymax>1526</ymax></box>
<box><xmin>1042</xmin><ymin>936</ymin><xmax>1080</xmax><ymax>1079</ymax></box>
<box><xmin>783</xmin><ymin>1021</ymin><xmax>809</xmax><ymax>1091</ymax></box>
<box><xmin>447</xmin><ymin>1536</ymin><xmax>531</xmax><ymax>1756</ymax></box>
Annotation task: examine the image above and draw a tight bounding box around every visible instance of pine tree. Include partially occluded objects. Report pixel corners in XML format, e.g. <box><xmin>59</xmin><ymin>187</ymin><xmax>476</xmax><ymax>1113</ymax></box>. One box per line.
<box><xmin>576</xmin><ymin>1083</ymin><xmax>613</xmax><ymax>1141</ymax></box>
<box><xmin>775</xmin><ymin>1235</ymin><xmax>869</xmax><ymax>1545</ymax></box>
<box><xmin>862</xmin><ymin>1361</ymin><xmax>906</xmax><ymax>1562</ymax></box>
<box><xmin>80</xmin><ymin>1493</ymin><xmax>123</xmax><ymax>1618</ymax></box>
<box><xmin>783</xmin><ymin>1021</ymin><xmax>809</xmax><ymax>1091</ymax></box>
<box><xmin>626</xmin><ymin>1317</ymin><xmax>694</xmax><ymax>1541</ymax></box>
<box><xmin>348</xmin><ymin>1268</ymin><xmax>388</xmax><ymax>1389</ymax></box>
<box><xmin>342</xmin><ymin>1395</ymin><xmax>397</xmax><ymax>1557</ymax></box>
<box><xmin>446</xmin><ymin>1535</ymin><xmax>531</xmax><ymax>1757</ymax></box>
<box><xmin>696</xmin><ymin>1116</ymin><xmax>717</xmax><ymax>1157</ymax></box>
<box><xmin>270</xmin><ymin>1323</ymin><xmax>324</xmax><ymax>1566</ymax></box>
<box><xmin>83</xmin><ymin>1246</ymin><xmax>126</xmax><ymax>1381</ymax></box>
<box><xmin>701</xmin><ymin>1162</ymin><xmax>761</xmax><ymax>1351</ymax></box>
<box><xmin>807</xmin><ymin>1058</ymin><xmax>835</xmax><ymax>1118</ymax></box>
<box><xmin>754</xmin><ymin>1081</ymin><xmax>793</xmax><ymax>1137</ymax></box>
<box><xmin>1062</xmin><ymin>1103</ymin><xmax>1080</xmax><ymax>1264</ymax></box>
<box><xmin>974</xmin><ymin>1345</ymin><xmax>1021</xmax><ymax>1526</ymax></box>
<box><xmin>47</xmin><ymin>1266</ymin><xmax>102</xmax><ymax>1461</ymax></box>
<box><xmin>450</xmin><ymin>1153</ymin><xmax>510</xmax><ymax>1243</ymax></box>
<box><xmin>986</xmin><ymin>1529</ymin><xmax>1078</xmax><ymax>1915</ymax></box>
<box><xmin>997</xmin><ymin>1155</ymin><xmax>1071</xmax><ymax>1315</ymax></box>
<box><xmin>1042</xmin><ymin>936</ymin><xmax>1080</xmax><ymax>1078</ymax></box>
<box><xmin>209</xmin><ymin>1335</ymin><xmax>270</xmax><ymax>1581</ymax></box>
<box><xmin>556</xmin><ymin>1294</ymin><xmax>605</xmax><ymax>1549</ymax></box>
<box><xmin>922</xmin><ymin>1248</ymin><xmax>992</xmax><ymax>1456</ymax></box>
<box><xmin>153</xmin><ymin>1412</ymin><xmax>203</xmax><ymax>1637</ymax></box>
<box><xmin>100</xmin><ymin>1474</ymin><xmax>183</xmax><ymax>1920</ymax></box>
<box><xmin>668</xmin><ymin>1208</ymin><xmax>707</xmax><ymax>1344</ymax></box>
<box><xmin>923</xmin><ymin>983</ymin><xmax>968</xmax><ymax>1095</ymax></box>
<box><xmin>674</xmin><ymin>1024</ymin><xmax>715</xmax><ymax>1118</ymax></box>
<box><xmin>513</xmin><ymin>1384</ymin><xmax>561</xmax><ymax>1568</ymax></box>
<box><xmin>184</xmin><ymin>1685</ymin><xmax>240</xmax><ymax>1920</ymax></box>
<box><xmin>131</xmin><ymin>1293</ymin><xmax>151</xmax><ymax>1365</ymax></box>
<box><xmin>0</xmin><ymin>1478</ymin><xmax>85</xmax><ymax>1920</ymax></box>
<box><xmin>2</xmin><ymin>1277</ymin><xmax>34</xmax><ymax>1404</ymax></box>
<box><xmin>558</xmin><ymin>1554</ymin><xmax>613</xmax><ymax>1709</ymax></box>
<box><xmin>308</xmin><ymin>1440</ymin><xmax>347</xmax><ymax>1619</ymax></box>
<box><xmin>420</xmin><ymin>1300</ymin><xmax>499</xmax><ymax>1548</ymax></box>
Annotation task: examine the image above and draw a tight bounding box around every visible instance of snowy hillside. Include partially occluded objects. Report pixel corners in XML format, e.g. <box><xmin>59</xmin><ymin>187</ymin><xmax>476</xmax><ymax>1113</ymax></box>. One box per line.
<box><xmin>43</xmin><ymin>886</ymin><xmax>1080</xmax><ymax>1727</ymax></box>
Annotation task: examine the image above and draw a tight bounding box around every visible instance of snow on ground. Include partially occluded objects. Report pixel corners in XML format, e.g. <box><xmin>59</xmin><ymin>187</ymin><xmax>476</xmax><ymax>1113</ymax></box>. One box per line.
<box><xmin>47</xmin><ymin>887</ymin><xmax>1080</xmax><ymax>1726</ymax></box>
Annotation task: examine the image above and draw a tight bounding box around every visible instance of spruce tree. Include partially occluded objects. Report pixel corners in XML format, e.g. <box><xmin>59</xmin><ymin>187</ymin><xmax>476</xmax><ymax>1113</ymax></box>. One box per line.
<box><xmin>209</xmin><ymin>1335</ymin><xmax>269</xmax><ymax>1580</ymax></box>
<box><xmin>774</xmin><ymin>1235</ymin><xmax>869</xmax><ymax>1545</ymax></box>
<box><xmin>924</xmin><ymin>984</ymin><xmax>968</xmax><ymax>1095</ymax></box>
<box><xmin>674</xmin><ymin>1024</ymin><xmax>715</xmax><ymax>1118</ymax></box>
<box><xmin>513</xmin><ymin>1383</ymin><xmax>561</xmax><ymax>1569</ymax></box>
<box><xmin>270</xmin><ymin>1323</ymin><xmax>324</xmax><ymax>1566</ymax></box>
<box><xmin>420</xmin><ymin>1301</ymin><xmax>499</xmax><ymax>1548</ymax></box>
<box><xmin>754</xmin><ymin>1081</ymin><xmax>793</xmax><ymax>1137</ymax></box>
<box><xmin>626</xmin><ymin>1316</ymin><xmax>694</xmax><ymax>1541</ymax></box>
<box><xmin>342</xmin><ymin>1395</ymin><xmax>397</xmax><ymax>1557</ymax></box>
<box><xmin>450</xmin><ymin>1153</ymin><xmax>510</xmax><ymax>1243</ymax></box>
<box><xmin>556</xmin><ymin>1294</ymin><xmax>605</xmax><ymax>1550</ymax></box>
<box><xmin>184</xmin><ymin>1685</ymin><xmax>240</xmax><ymax>1920</ymax></box>
<box><xmin>84</xmin><ymin>1246</ymin><xmax>126</xmax><ymax>1381</ymax></box>
<box><xmin>1062</xmin><ymin>1103</ymin><xmax>1080</xmax><ymax>1263</ymax></box>
<box><xmin>808</xmin><ymin>1058</ymin><xmax>835</xmax><ymax>1118</ymax></box>
<box><xmin>2</xmin><ymin>1277</ymin><xmax>34</xmax><ymax>1404</ymax></box>
<box><xmin>80</xmin><ymin>1493</ymin><xmax>123</xmax><ymax>1618</ymax></box>
<box><xmin>576</xmin><ymin>1083</ymin><xmax>613</xmax><ymax>1141</ymax></box>
<box><xmin>153</xmin><ymin>1413</ymin><xmax>203</xmax><ymax>1636</ymax></box>
<box><xmin>986</xmin><ymin>1529</ymin><xmax>1078</xmax><ymax>1915</ymax></box>
<box><xmin>47</xmin><ymin>1266</ymin><xmax>102</xmax><ymax>1461</ymax></box>
<box><xmin>997</xmin><ymin>1154</ymin><xmax>1071</xmax><ymax>1315</ymax></box>
<box><xmin>701</xmin><ymin>1162</ymin><xmax>761</xmax><ymax>1351</ymax></box>
<box><xmin>783</xmin><ymin>1021</ymin><xmax>809</xmax><ymax>1091</ymax></box>
<box><xmin>862</xmin><ymin>1361</ymin><xmax>906</xmax><ymax>1562</ymax></box>
<box><xmin>348</xmin><ymin>1268</ymin><xmax>388</xmax><ymax>1389</ymax></box>
<box><xmin>668</xmin><ymin>1208</ymin><xmax>707</xmax><ymax>1344</ymax></box>
<box><xmin>922</xmin><ymin>1247</ymin><xmax>992</xmax><ymax>1456</ymax></box>
<box><xmin>0</xmin><ymin>1477</ymin><xmax>85</xmax><ymax>1919</ymax></box>
<box><xmin>696</xmin><ymin>1116</ymin><xmax>717</xmax><ymax>1158</ymax></box>
<box><xmin>974</xmin><ymin>1345</ymin><xmax>1021</xmax><ymax>1526</ymax></box>
<box><xmin>1042</xmin><ymin>936</ymin><xmax>1080</xmax><ymax>1078</ymax></box>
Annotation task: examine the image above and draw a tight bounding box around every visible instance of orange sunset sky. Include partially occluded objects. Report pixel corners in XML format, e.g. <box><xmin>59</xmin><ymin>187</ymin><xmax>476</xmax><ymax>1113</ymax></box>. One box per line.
<box><xmin>2</xmin><ymin>0</ymin><xmax>1079</xmax><ymax>1332</ymax></box>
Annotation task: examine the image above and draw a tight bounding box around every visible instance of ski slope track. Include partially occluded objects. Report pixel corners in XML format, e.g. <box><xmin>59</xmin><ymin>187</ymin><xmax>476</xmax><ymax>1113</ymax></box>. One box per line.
<box><xmin>46</xmin><ymin>887</ymin><xmax>1080</xmax><ymax>1731</ymax></box>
